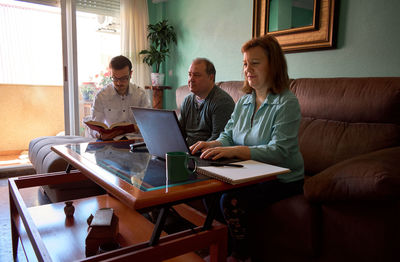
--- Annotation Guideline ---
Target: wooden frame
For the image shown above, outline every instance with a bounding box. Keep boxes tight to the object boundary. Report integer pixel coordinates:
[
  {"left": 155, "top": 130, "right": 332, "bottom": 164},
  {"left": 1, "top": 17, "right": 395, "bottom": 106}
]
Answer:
[
  {"left": 253, "top": 0, "right": 337, "bottom": 52},
  {"left": 8, "top": 172, "right": 228, "bottom": 261}
]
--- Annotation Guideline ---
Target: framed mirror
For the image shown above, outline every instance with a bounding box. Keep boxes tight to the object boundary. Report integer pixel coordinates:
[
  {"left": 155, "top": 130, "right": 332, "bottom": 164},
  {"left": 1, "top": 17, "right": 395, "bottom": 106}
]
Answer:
[
  {"left": 268, "top": 0, "right": 318, "bottom": 34},
  {"left": 253, "top": 0, "right": 337, "bottom": 52}
]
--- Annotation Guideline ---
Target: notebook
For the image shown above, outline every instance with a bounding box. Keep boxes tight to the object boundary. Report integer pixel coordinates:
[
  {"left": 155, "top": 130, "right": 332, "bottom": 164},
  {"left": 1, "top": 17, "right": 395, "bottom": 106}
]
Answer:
[
  {"left": 196, "top": 160, "right": 290, "bottom": 185},
  {"left": 130, "top": 107, "right": 234, "bottom": 166}
]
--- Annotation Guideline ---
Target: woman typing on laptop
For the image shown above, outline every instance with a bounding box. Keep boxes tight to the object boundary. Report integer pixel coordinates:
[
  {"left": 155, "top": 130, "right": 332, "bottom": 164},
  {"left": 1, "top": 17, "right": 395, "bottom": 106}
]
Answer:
[{"left": 190, "top": 35, "right": 304, "bottom": 262}]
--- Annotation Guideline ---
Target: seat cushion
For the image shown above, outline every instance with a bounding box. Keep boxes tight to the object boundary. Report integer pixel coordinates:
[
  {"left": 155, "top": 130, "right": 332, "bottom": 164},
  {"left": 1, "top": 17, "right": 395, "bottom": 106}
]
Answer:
[{"left": 304, "top": 147, "right": 400, "bottom": 202}]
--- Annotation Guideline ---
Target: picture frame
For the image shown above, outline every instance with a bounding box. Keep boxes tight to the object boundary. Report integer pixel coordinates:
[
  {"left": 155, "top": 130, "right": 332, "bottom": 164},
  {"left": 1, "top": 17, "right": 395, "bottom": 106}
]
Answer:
[{"left": 253, "top": 0, "right": 337, "bottom": 52}]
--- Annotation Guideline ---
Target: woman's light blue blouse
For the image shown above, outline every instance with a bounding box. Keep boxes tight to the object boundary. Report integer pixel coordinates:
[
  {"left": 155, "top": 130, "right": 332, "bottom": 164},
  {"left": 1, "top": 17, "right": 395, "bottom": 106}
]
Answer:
[{"left": 217, "top": 89, "right": 304, "bottom": 183}]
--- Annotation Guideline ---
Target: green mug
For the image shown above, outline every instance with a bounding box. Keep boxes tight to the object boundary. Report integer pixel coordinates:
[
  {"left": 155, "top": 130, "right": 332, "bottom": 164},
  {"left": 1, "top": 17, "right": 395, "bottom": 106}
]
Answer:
[{"left": 166, "top": 152, "right": 197, "bottom": 183}]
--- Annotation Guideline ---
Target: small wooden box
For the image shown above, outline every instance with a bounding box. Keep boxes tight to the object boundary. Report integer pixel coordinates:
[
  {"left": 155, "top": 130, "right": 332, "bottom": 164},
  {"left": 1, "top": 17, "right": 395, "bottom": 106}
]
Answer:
[{"left": 85, "top": 213, "right": 119, "bottom": 256}]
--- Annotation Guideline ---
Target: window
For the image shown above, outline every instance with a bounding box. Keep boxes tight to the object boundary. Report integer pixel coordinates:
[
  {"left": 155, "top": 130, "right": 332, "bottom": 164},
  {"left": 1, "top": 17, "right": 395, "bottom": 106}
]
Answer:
[
  {"left": 0, "top": 0, "right": 62, "bottom": 85},
  {"left": 0, "top": 0, "right": 121, "bottom": 152},
  {"left": 75, "top": 0, "right": 121, "bottom": 135}
]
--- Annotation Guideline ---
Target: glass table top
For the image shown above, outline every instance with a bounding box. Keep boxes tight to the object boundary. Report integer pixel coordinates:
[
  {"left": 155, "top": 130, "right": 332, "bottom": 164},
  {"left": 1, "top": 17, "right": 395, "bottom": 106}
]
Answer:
[{"left": 66, "top": 140, "right": 209, "bottom": 192}]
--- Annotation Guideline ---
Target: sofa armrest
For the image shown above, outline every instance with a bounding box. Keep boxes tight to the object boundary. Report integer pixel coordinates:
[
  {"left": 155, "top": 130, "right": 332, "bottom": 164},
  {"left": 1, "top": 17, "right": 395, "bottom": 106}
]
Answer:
[{"left": 304, "top": 147, "right": 400, "bottom": 202}]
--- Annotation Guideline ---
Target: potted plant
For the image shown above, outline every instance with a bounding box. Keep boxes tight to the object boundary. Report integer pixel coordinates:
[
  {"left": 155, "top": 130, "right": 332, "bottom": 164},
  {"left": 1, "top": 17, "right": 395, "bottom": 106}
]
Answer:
[
  {"left": 80, "top": 82, "right": 96, "bottom": 102},
  {"left": 139, "top": 19, "right": 177, "bottom": 86}
]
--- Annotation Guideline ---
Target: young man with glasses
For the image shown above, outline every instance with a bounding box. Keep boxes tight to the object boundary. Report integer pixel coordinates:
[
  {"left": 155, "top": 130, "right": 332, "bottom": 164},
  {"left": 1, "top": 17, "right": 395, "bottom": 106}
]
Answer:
[{"left": 89, "top": 55, "right": 151, "bottom": 140}]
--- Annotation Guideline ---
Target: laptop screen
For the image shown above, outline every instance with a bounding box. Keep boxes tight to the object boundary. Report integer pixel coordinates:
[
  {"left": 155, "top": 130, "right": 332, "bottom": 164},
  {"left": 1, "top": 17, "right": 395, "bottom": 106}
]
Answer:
[{"left": 131, "top": 107, "right": 190, "bottom": 159}]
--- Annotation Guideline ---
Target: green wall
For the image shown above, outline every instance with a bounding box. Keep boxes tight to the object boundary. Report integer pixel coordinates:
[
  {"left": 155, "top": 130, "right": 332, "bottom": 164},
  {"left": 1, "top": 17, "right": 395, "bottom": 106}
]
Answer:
[
  {"left": 148, "top": 0, "right": 252, "bottom": 109},
  {"left": 148, "top": 0, "right": 400, "bottom": 109}
]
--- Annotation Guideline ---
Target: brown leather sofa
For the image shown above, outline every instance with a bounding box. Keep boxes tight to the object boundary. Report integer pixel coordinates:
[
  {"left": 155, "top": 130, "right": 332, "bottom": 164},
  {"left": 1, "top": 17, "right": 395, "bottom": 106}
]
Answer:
[{"left": 176, "top": 77, "right": 400, "bottom": 262}]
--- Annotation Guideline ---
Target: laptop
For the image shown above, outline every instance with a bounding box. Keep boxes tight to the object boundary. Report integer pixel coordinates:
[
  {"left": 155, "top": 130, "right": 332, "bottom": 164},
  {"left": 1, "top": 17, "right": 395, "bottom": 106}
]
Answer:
[{"left": 130, "top": 107, "right": 234, "bottom": 166}]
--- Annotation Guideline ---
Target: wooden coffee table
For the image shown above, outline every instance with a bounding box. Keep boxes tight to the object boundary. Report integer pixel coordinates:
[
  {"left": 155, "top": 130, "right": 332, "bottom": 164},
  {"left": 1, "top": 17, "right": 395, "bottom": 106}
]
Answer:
[
  {"left": 9, "top": 140, "right": 279, "bottom": 261},
  {"left": 9, "top": 171, "right": 227, "bottom": 261}
]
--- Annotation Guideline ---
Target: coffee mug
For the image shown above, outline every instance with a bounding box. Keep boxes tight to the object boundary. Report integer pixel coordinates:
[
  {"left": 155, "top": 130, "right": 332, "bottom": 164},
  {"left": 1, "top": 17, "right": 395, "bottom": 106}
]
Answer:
[{"left": 166, "top": 151, "right": 197, "bottom": 183}]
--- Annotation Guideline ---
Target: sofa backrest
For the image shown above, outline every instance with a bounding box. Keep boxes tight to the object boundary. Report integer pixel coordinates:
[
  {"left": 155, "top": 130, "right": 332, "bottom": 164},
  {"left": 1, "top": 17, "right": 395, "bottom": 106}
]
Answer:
[
  {"left": 291, "top": 77, "right": 400, "bottom": 176},
  {"left": 175, "top": 81, "right": 245, "bottom": 115},
  {"left": 175, "top": 78, "right": 400, "bottom": 176}
]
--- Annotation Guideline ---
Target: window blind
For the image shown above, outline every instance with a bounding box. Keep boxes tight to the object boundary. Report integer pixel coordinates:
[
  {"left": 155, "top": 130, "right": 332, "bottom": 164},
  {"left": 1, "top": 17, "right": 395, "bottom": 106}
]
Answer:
[
  {"left": 18, "top": 0, "right": 120, "bottom": 17},
  {"left": 76, "top": 0, "right": 119, "bottom": 17},
  {"left": 17, "top": 0, "right": 59, "bottom": 7}
]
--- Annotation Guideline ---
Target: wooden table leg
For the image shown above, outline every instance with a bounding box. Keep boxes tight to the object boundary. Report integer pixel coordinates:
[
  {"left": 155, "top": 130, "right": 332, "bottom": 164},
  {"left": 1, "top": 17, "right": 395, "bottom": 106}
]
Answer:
[
  {"left": 145, "top": 86, "right": 171, "bottom": 109},
  {"left": 152, "top": 89, "right": 163, "bottom": 109},
  {"left": 66, "top": 163, "right": 72, "bottom": 173},
  {"left": 9, "top": 190, "right": 19, "bottom": 260}
]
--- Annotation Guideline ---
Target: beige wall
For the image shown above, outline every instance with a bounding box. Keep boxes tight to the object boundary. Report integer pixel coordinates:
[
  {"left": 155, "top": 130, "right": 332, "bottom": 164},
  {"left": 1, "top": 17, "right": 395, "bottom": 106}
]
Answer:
[{"left": 0, "top": 84, "right": 64, "bottom": 151}]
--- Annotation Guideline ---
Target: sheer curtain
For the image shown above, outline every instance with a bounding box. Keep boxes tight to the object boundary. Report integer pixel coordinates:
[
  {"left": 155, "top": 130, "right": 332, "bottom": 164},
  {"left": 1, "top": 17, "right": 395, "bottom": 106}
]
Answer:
[{"left": 120, "top": 0, "right": 151, "bottom": 88}]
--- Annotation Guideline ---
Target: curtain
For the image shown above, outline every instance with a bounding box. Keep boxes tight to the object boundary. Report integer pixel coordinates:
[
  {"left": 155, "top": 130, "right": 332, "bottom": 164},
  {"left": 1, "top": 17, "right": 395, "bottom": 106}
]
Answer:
[{"left": 120, "top": 0, "right": 151, "bottom": 88}]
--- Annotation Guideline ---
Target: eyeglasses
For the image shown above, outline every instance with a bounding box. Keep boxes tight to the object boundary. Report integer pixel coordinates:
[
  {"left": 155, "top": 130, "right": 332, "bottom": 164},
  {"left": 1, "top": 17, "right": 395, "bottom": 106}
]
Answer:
[{"left": 110, "top": 75, "right": 130, "bottom": 82}]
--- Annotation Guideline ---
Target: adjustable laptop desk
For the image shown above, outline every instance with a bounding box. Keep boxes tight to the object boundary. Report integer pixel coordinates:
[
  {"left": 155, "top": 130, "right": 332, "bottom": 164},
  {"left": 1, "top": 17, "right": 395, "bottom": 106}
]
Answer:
[{"left": 9, "top": 140, "right": 278, "bottom": 261}]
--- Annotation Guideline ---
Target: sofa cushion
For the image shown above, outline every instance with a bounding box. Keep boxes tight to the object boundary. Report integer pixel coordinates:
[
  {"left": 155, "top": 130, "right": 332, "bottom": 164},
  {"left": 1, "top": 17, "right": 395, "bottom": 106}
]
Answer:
[
  {"left": 299, "top": 118, "right": 400, "bottom": 175},
  {"left": 29, "top": 135, "right": 94, "bottom": 173},
  {"left": 304, "top": 147, "right": 400, "bottom": 202}
]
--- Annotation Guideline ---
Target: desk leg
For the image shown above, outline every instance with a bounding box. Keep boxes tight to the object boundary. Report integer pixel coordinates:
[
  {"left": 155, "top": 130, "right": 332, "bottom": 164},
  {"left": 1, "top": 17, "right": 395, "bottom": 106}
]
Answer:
[
  {"left": 203, "top": 193, "right": 222, "bottom": 231},
  {"left": 65, "top": 164, "right": 72, "bottom": 173},
  {"left": 149, "top": 207, "right": 169, "bottom": 246},
  {"left": 9, "top": 190, "right": 19, "bottom": 260}
]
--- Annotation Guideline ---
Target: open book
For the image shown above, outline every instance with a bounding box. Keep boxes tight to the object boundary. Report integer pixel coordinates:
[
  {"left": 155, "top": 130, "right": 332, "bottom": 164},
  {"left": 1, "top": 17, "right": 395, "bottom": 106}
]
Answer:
[
  {"left": 196, "top": 160, "right": 290, "bottom": 185},
  {"left": 84, "top": 120, "right": 135, "bottom": 134}
]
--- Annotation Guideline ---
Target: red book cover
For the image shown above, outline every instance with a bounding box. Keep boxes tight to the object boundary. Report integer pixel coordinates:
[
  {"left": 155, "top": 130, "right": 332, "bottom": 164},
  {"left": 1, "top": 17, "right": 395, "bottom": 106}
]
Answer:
[{"left": 84, "top": 120, "right": 135, "bottom": 134}]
